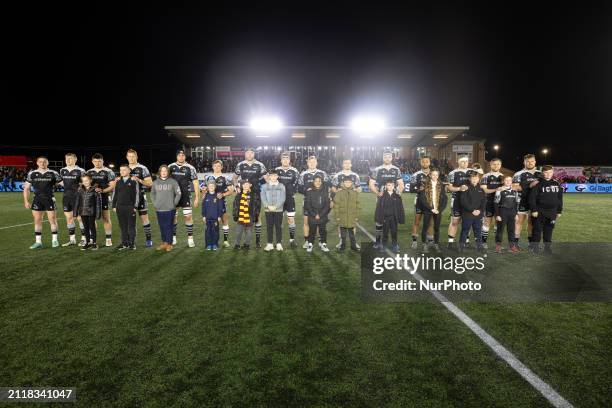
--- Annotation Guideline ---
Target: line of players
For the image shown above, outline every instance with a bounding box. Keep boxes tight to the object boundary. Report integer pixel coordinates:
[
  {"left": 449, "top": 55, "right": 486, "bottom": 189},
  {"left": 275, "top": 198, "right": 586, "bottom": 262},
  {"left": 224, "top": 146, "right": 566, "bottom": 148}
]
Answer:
[{"left": 23, "top": 148, "right": 561, "bottom": 253}]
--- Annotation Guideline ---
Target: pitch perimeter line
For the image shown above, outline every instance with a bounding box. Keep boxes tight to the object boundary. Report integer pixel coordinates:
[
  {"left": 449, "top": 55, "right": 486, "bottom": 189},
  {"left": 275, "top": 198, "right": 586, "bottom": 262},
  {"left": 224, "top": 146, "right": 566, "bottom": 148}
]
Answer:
[
  {"left": 356, "top": 223, "right": 573, "bottom": 408},
  {"left": 0, "top": 218, "right": 64, "bottom": 230}
]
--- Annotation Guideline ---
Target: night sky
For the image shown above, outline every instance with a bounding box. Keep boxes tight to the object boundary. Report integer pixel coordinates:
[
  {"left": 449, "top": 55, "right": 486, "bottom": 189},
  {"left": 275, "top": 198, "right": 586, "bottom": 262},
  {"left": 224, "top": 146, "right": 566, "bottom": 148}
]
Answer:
[{"left": 5, "top": 4, "right": 611, "bottom": 169}]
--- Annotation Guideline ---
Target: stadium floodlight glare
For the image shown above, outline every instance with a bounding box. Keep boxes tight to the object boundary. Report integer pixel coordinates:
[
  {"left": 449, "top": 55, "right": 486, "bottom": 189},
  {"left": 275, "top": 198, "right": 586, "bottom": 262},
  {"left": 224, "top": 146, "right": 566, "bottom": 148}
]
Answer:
[
  {"left": 249, "top": 116, "right": 283, "bottom": 132},
  {"left": 350, "top": 115, "right": 386, "bottom": 135},
  {"left": 493, "top": 144, "right": 499, "bottom": 151}
]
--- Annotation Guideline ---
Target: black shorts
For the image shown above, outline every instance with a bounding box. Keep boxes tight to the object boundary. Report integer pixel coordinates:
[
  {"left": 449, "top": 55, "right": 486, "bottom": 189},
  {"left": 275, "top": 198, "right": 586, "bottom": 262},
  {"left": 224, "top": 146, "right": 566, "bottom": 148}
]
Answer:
[
  {"left": 284, "top": 195, "right": 296, "bottom": 215},
  {"left": 413, "top": 196, "right": 423, "bottom": 215},
  {"left": 451, "top": 195, "right": 462, "bottom": 217},
  {"left": 177, "top": 191, "right": 192, "bottom": 208},
  {"left": 137, "top": 193, "right": 148, "bottom": 214},
  {"left": 485, "top": 199, "right": 496, "bottom": 218},
  {"left": 518, "top": 198, "right": 530, "bottom": 213},
  {"left": 62, "top": 193, "right": 77, "bottom": 212},
  {"left": 100, "top": 193, "right": 110, "bottom": 210},
  {"left": 32, "top": 195, "right": 56, "bottom": 211}
]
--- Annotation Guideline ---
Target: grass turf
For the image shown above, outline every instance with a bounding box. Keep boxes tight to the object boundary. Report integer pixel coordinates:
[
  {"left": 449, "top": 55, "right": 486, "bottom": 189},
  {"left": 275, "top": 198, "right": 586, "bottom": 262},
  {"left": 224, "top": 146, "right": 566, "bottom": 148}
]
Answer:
[{"left": 0, "top": 193, "right": 611, "bottom": 407}]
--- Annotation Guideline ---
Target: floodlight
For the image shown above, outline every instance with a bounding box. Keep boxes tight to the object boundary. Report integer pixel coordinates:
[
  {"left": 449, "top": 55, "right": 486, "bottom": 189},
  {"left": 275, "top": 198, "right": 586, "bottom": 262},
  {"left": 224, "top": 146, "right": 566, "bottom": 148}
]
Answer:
[
  {"left": 350, "top": 115, "right": 385, "bottom": 134},
  {"left": 249, "top": 116, "right": 283, "bottom": 132}
]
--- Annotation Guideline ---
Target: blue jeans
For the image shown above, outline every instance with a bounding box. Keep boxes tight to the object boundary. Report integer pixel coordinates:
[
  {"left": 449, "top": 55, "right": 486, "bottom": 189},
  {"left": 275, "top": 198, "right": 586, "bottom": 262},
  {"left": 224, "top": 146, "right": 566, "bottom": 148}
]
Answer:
[
  {"left": 460, "top": 216, "right": 483, "bottom": 245},
  {"left": 157, "top": 210, "right": 176, "bottom": 244},
  {"left": 205, "top": 219, "right": 219, "bottom": 246}
]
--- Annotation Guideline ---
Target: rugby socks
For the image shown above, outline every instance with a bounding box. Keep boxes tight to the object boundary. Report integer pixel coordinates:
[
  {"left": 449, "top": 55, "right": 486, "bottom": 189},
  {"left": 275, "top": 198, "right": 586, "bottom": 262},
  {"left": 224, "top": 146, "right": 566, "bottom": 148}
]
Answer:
[
  {"left": 186, "top": 223, "right": 194, "bottom": 237},
  {"left": 35, "top": 229, "right": 42, "bottom": 244},
  {"left": 412, "top": 234, "right": 418, "bottom": 243},
  {"left": 482, "top": 226, "right": 489, "bottom": 243},
  {"left": 143, "top": 223, "right": 152, "bottom": 241},
  {"left": 255, "top": 223, "right": 262, "bottom": 245},
  {"left": 51, "top": 228, "right": 58, "bottom": 242},
  {"left": 288, "top": 223, "right": 296, "bottom": 241},
  {"left": 222, "top": 225, "right": 229, "bottom": 242},
  {"left": 68, "top": 222, "right": 76, "bottom": 241},
  {"left": 448, "top": 235, "right": 455, "bottom": 243}
]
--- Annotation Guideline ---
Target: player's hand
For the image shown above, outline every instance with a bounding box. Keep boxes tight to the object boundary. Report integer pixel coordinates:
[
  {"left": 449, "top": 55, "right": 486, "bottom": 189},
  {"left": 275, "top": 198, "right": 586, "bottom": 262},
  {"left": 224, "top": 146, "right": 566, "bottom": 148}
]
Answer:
[
  {"left": 315, "top": 214, "right": 320, "bottom": 220},
  {"left": 496, "top": 187, "right": 503, "bottom": 192},
  {"left": 532, "top": 211, "right": 539, "bottom": 218},
  {"left": 95, "top": 187, "right": 102, "bottom": 193},
  {"left": 460, "top": 185, "right": 468, "bottom": 191},
  {"left": 217, "top": 193, "right": 223, "bottom": 199},
  {"left": 24, "top": 201, "right": 31, "bottom": 209},
  {"left": 529, "top": 180, "right": 539, "bottom": 188},
  {"left": 114, "top": 176, "right": 120, "bottom": 181},
  {"left": 556, "top": 213, "right": 561, "bottom": 219},
  {"left": 193, "top": 199, "right": 199, "bottom": 208},
  {"left": 495, "top": 216, "right": 502, "bottom": 222},
  {"left": 432, "top": 209, "right": 439, "bottom": 214},
  {"left": 113, "top": 208, "right": 117, "bottom": 212},
  {"left": 377, "top": 191, "right": 384, "bottom": 197},
  {"left": 514, "top": 215, "right": 519, "bottom": 221},
  {"left": 472, "top": 210, "right": 480, "bottom": 216}
]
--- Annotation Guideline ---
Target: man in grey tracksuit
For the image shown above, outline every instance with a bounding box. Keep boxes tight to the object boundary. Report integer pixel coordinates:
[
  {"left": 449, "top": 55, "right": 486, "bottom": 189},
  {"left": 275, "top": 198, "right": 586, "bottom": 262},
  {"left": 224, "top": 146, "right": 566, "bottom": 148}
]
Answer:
[{"left": 261, "top": 169, "right": 286, "bottom": 251}]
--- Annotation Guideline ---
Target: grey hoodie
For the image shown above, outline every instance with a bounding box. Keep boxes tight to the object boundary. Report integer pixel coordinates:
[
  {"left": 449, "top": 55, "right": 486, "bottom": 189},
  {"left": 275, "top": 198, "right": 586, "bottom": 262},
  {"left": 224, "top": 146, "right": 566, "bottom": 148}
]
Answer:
[{"left": 151, "top": 177, "right": 182, "bottom": 211}]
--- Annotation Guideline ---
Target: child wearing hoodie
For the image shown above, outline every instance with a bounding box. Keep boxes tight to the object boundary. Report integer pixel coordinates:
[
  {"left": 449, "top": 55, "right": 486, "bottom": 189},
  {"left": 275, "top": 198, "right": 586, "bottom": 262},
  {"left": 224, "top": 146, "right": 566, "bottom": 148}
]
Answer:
[
  {"left": 303, "top": 175, "right": 331, "bottom": 253},
  {"left": 374, "top": 180, "right": 405, "bottom": 253}
]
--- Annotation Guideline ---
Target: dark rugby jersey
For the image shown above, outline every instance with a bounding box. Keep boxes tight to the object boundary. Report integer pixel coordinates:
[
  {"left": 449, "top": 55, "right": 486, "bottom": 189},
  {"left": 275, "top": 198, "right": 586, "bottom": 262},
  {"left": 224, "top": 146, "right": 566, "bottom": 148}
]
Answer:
[
  {"left": 87, "top": 167, "right": 116, "bottom": 189},
  {"left": 447, "top": 168, "right": 473, "bottom": 197},
  {"left": 371, "top": 165, "right": 402, "bottom": 189},
  {"left": 235, "top": 160, "right": 267, "bottom": 190},
  {"left": 332, "top": 170, "right": 361, "bottom": 189},
  {"left": 205, "top": 174, "right": 231, "bottom": 194},
  {"left": 129, "top": 163, "right": 151, "bottom": 182},
  {"left": 512, "top": 169, "right": 542, "bottom": 204},
  {"left": 409, "top": 169, "right": 431, "bottom": 192},
  {"left": 168, "top": 162, "right": 198, "bottom": 192},
  {"left": 298, "top": 169, "right": 329, "bottom": 194},
  {"left": 26, "top": 169, "right": 62, "bottom": 197},
  {"left": 275, "top": 166, "right": 299, "bottom": 195},
  {"left": 480, "top": 172, "right": 504, "bottom": 199},
  {"left": 59, "top": 166, "right": 85, "bottom": 194},
  {"left": 494, "top": 188, "right": 519, "bottom": 213}
]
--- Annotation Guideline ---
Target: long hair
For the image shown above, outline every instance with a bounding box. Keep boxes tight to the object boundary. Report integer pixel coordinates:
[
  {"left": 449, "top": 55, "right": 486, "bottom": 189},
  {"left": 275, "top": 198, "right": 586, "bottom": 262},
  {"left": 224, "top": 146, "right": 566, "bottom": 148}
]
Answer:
[{"left": 422, "top": 171, "right": 441, "bottom": 207}]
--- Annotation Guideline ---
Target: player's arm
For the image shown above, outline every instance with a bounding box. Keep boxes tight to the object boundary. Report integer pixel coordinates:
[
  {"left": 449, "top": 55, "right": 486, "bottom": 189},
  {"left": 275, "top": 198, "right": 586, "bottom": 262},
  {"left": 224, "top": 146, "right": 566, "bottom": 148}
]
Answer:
[
  {"left": 141, "top": 176, "right": 153, "bottom": 187},
  {"left": 192, "top": 179, "right": 200, "bottom": 208},
  {"left": 354, "top": 174, "right": 362, "bottom": 192},
  {"left": 102, "top": 180, "right": 116, "bottom": 194},
  {"left": 23, "top": 181, "right": 31, "bottom": 208},
  {"left": 368, "top": 177, "right": 379, "bottom": 195},
  {"left": 396, "top": 177, "right": 405, "bottom": 194}
]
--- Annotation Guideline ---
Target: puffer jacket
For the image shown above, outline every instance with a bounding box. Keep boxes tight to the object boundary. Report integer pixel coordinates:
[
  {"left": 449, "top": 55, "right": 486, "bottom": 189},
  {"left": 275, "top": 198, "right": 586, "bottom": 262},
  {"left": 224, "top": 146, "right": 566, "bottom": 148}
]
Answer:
[
  {"left": 74, "top": 186, "right": 102, "bottom": 219},
  {"left": 333, "top": 187, "right": 360, "bottom": 228},
  {"left": 232, "top": 191, "right": 261, "bottom": 223}
]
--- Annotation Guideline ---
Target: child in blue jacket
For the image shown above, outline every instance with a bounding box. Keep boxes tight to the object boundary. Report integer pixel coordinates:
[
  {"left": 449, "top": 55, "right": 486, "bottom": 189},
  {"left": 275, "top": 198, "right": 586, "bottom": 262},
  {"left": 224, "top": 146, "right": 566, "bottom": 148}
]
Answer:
[{"left": 202, "top": 180, "right": 225, "bottom": 250}]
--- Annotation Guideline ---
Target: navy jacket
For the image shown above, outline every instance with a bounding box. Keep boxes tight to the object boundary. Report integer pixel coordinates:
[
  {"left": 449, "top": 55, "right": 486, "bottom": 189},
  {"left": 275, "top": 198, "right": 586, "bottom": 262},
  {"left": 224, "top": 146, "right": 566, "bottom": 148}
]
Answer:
[{"left": 202, "top": 192, "right": 225, "bottom": 220}]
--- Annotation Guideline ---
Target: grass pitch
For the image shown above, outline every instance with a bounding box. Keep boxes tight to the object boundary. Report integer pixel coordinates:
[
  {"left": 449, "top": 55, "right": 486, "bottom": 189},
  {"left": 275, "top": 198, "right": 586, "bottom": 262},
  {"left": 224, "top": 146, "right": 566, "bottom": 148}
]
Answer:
[{"left": 1, "top": 193, "right": 611, "bottom": 407}]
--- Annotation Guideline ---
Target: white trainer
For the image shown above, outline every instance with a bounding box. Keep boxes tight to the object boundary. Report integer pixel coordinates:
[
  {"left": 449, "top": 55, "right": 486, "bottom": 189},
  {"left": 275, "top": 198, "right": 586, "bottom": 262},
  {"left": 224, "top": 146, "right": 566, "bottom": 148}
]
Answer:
[
  {"left": 302, "top": 241, "right": 309, "bottom": 249},
  {"left": 306, "top": 243, "right": 313, "bottom": 253},
  {"left": 320, "top": 243, "right": 330, "bottom": 252},
  {"left": 188, "top": 238, "right": 195, "bottom": 248},
  {"left": 264, "top": 243, "right": 274, "bottom": 251},
  {"left": 172, "top": 236, "right": 177, "bottom": 245},
  {"left": 105, "top": 239, "right": 113, "bottom": 247},
  {"left": 276, "top": 243, "right": 283, "bottom": 251}
]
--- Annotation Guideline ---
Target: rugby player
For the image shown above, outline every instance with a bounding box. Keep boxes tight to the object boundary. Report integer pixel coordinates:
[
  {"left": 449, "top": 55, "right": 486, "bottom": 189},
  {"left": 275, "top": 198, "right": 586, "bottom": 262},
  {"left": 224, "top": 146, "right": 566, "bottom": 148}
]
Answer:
[
  {"left": 512, "top": 154, "right": 542, "bottom": 248},
  {"left": 87, "top": 153, "right": 116, "bottom": 247},
  {"left": 125, "top": 149, "right": 153, "bottom": 247},
  {"left": 479, "top": 158, "right": 504, "bottom": 249},
  {"left": 233, "top": 148, "right": 268, "bottom": 248},
  {"left": 409, "top": 156, "right": 432, "bottom": 249},
  {"left": 23, "top": 156, "right": 62, "bottom": 249},
  {"left": 368, "top": 151, "right": 404, "bottom": 249},
  {"left": 205, "top": 160, "right": 234, "bottom": 247},
  {"left": 168, "top": 150, "right": 200, "bottom": 247},
  {"left": 59, "top": 153, "right": 86, "bottom": 246},
  {"left": 275, "top": 152, "right": 299, "bottom": 248},
  {"left": 446, "top": 156, "right": 473, "bottom": 250},
  {"left": 331, "top": 158, "right": 361, "bottom": 249},
  {"left": 297, "top": 156, "right": 329, "bottom": 249}
]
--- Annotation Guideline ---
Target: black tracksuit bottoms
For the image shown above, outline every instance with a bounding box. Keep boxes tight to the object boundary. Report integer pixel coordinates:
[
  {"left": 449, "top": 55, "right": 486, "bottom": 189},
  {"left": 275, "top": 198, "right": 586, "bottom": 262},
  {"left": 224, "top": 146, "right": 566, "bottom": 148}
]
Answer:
[
  {"left": 117, "top": 205, "right": 137, "bottom": 246},
  {"left": 495, "top": 209, "right": 516, "bottom": 244}
]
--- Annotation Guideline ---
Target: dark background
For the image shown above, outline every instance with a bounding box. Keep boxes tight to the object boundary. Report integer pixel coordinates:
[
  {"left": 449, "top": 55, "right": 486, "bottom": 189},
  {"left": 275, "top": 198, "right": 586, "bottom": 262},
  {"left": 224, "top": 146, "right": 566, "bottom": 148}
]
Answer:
[{"left": 4, "top": 4, "right": 611, "bottom": 169}]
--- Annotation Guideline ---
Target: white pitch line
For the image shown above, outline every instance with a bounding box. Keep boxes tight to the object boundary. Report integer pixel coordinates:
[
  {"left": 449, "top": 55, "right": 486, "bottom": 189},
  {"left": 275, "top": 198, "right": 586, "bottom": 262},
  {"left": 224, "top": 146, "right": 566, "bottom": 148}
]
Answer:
[
  {"left": 0, "top": 218, "right": 64, "bottom": 230},
  {"left": 356, "top": 223, "right": 573, "bottom": 408}
]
